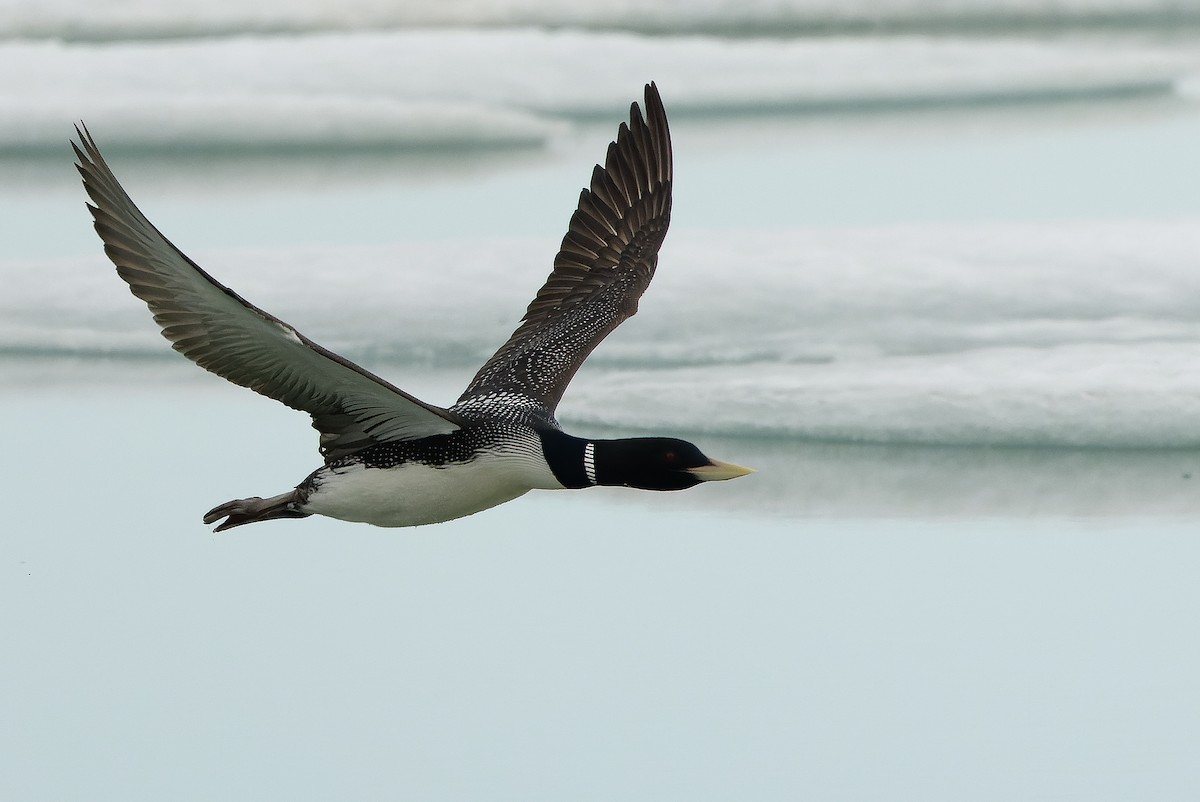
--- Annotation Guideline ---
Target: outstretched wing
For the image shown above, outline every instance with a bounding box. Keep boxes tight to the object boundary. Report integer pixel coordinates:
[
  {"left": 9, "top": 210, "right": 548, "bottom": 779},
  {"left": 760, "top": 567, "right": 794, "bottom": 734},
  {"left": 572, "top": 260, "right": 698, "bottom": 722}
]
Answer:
[
  {"left": 455, "top": 82, "right": 672, "bottom": 416},
  {"left": 73, "top": 125, "right": 462, "bottom": 461}
]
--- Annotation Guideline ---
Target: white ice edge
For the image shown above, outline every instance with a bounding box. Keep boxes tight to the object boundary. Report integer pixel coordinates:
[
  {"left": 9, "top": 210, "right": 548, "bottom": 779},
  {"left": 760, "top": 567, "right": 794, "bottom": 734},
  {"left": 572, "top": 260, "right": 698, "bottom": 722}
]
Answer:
[
  {"left": 561, "top": 344, "right": 1200, "bottom": 448},
  {"left": 6, "top": 220, "right": 1200, "bottom": 447},
  {"left": 0, "top": 31, "right": 1195, "bottom": 149},
  {"left": 2, "top": 0, "right": 1198, "bottom": 40}
]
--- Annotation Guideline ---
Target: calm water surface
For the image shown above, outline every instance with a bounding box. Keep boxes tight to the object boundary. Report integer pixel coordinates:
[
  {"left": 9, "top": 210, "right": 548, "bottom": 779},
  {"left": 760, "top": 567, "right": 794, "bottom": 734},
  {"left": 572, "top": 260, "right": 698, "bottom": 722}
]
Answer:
[{"left": 3, "top": 367, "right": 1200, "bottom": 800}]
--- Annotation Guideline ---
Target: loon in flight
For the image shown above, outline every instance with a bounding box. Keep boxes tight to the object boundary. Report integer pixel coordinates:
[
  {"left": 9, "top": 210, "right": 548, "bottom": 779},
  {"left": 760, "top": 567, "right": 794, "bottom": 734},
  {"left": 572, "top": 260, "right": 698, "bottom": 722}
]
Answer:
[{"left": 73, "top": 83, "right": 753, "bottom": 531}]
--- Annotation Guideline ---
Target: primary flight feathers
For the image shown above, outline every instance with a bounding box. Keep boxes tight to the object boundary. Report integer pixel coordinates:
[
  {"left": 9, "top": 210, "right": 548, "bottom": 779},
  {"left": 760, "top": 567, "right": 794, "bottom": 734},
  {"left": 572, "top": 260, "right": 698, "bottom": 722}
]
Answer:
[
  {"left": 459, "top": 85, "right": 672, "bottom": 413},
  {"left": 74, "top": 84, "right": 672, "bottom": 450}
]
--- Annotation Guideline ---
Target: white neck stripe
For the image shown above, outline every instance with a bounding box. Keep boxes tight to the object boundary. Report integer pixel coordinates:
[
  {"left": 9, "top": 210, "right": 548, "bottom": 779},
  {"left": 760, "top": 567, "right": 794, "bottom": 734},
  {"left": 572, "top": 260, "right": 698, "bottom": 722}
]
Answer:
[{"left": 583, "top": 442, "right": 597, "bottom": 486}]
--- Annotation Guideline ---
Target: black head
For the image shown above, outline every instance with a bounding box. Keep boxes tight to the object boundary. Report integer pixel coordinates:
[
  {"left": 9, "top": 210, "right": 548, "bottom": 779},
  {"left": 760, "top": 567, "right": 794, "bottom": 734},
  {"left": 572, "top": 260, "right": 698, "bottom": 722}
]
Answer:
[{"left": 593, "top": 437, "right": 754, "bottom": 491}]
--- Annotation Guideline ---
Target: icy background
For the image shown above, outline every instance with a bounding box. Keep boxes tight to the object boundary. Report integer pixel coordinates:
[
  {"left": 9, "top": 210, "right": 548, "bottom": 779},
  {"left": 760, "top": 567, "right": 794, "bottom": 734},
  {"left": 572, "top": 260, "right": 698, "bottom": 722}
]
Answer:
[{"left": 4, "top": 3, "right": 1200, "bottom": 801}]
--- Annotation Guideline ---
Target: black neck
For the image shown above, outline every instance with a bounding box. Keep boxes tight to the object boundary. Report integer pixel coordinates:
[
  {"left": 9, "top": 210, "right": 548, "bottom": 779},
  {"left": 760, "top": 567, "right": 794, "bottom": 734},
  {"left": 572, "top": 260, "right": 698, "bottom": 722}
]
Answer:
[
  {"left": 538, "top": 430, "right": 593, "bottom": 489},
  {"left": 541, "top": 431, "right": 698, "bottom": 490}
]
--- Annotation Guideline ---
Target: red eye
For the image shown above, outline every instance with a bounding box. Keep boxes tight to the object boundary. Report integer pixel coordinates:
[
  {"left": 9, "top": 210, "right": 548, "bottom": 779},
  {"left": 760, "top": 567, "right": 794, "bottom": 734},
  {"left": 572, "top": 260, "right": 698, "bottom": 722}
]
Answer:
[{"left": 664, "top": 451, "right": 677, "bottom": 463}]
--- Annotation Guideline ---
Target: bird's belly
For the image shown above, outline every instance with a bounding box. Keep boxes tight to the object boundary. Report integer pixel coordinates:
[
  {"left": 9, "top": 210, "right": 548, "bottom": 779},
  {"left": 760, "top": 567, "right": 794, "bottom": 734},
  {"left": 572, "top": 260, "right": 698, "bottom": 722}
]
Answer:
[{"left": 301, "top": 458, "right": 540, "bottom": 527}]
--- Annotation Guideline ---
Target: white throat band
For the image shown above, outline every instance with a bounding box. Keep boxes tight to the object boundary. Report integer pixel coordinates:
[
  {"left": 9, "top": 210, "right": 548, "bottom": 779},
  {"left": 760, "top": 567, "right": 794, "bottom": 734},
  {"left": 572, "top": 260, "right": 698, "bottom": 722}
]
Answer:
[{"left": 583, "top": 442, "right": 597, "bottom": 486}]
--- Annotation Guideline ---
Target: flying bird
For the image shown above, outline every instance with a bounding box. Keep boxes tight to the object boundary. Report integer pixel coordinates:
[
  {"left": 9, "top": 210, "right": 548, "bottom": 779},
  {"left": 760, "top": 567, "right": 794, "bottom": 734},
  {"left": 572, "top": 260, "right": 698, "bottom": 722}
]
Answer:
[{"left": 73, "top": 83, "right": 753, "bottom": 531}]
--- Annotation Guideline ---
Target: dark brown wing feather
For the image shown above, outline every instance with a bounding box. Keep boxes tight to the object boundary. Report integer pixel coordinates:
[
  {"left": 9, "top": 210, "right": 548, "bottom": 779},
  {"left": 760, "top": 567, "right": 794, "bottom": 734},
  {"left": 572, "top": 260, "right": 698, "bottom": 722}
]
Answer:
[
  {"left": 455, "top": 82, "right": 673, "bottom": 415},
  {"left": 73, "top": 125, "right": 462, "bottom": 461}
]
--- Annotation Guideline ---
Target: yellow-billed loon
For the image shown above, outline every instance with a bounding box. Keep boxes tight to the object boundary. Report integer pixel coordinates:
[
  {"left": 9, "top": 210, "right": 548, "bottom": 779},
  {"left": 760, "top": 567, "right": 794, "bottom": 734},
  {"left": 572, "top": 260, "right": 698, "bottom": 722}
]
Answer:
[{"left": 73, "top": 83, "right": 753, "bottom": 531}]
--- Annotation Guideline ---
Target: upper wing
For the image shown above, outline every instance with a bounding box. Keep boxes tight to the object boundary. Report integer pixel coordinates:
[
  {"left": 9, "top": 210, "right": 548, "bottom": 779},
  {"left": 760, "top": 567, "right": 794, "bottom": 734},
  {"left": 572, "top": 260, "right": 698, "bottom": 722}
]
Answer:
[
  {"left": 454, "top": 82, "right": 672, "bottom": 416},
  {"left": 73, "top": 125, "right": 462, "bottom": 461}
]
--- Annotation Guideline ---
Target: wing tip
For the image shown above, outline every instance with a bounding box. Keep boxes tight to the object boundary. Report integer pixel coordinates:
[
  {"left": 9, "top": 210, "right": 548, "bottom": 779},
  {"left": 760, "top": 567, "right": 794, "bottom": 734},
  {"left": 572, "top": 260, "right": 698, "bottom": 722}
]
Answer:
[
  {"left": 71, "top": 120, "right": 100, "bottom": 166},
  {"left": 644, "top": 81, "right": 661, "bottom": 107},
  {"left": 642, "top": 82, "right": 665, "bottom": 120}
]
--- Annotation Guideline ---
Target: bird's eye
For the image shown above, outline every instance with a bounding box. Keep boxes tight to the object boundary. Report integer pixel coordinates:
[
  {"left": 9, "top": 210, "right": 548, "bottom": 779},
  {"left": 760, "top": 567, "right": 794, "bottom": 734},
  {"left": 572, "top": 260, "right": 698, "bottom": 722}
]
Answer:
[{"left": 664, "top": 451, "right": 677, "bottom": 463}]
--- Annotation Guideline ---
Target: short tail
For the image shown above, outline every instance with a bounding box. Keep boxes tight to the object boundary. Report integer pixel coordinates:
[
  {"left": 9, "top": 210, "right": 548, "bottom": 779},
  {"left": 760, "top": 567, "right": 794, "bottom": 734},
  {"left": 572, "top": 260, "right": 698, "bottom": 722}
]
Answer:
[{"left": 203, "top": 490, "right": 309, "bottom": 532}]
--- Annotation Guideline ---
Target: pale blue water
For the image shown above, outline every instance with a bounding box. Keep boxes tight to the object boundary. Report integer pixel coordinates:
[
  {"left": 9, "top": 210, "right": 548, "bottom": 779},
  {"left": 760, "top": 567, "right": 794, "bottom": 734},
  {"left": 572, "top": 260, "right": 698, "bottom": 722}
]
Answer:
[
  {"left": 3, "top": 378, "right": 1200, "bottom": 801},
  {"left": 4, "top": 9, "right": 1200, "bottom": 801},
  {"left": 6, "top": 353, "right": 1200, "bottom": 798}
]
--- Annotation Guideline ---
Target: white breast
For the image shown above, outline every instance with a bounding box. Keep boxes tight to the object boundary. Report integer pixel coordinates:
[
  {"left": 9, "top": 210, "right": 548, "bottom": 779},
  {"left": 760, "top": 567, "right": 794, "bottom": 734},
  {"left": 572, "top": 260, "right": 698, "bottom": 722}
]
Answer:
[{"left": 302, "top": 445, "right": 563, "bottom": 527}]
